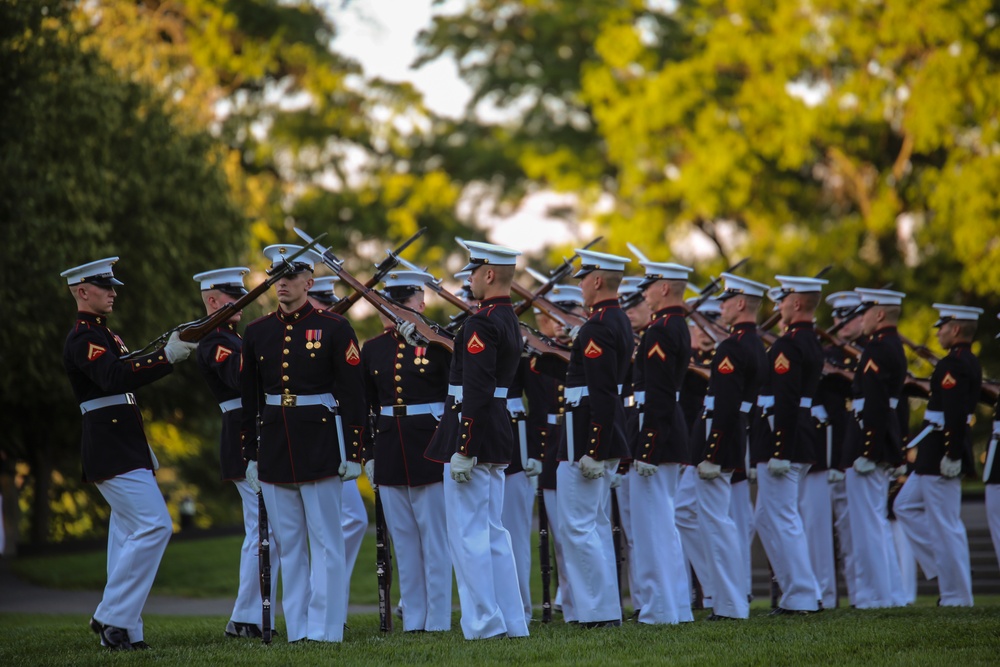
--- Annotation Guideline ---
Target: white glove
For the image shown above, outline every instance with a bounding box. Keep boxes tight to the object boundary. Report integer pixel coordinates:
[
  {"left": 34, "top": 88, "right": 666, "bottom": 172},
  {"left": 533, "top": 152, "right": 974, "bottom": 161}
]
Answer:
[
  {"left": 364, "top": 459, "right": 375, "bottom": 484},
  {"left": 578, "top": 454, "right": 605, "bottom": 479},
  {"left": 993, "top": 420, "right": 1000, "bottom": 437},
  {"left": 163, "top": 331, "right": 198, "bottom": 364},
  {"left": 940, "top": 456, "right": 962, "bottom": 478},
  {"left": 523, "top": 458, "right": 542, "bottom": 477},
  {"left": 450, "top": 453, "right": 476, "bottom": 483},
  {"left": 635, "top": 460, "right": 658, "bottom": 477},
  {"left": 748, "top": 465, "right": 758, "bottom": 482},
  {"left": 566, "top": 324, "right": 582, "bottom": 342},
  {"left": 697, "top": 460, "right": 721, "bottom": 480},
  {"left": 767, "top": 458, "right": 791, "bottom": 477},
  {"left": 246, "top": 460, "right": 261, "bottom": 493},
  {"left": 609, "top": 472, "right": 623, "bottom": 488},
  {"left": 148, "top": 446, "right": 160, "bottom": 472},
  {"left": 397, "top": 321, "right": 421, "bottom": 347},
  {"left": 339, "top": 460, "right": 362, "bottom": 481},
  {"left": 853, "top": 456, "right": 877, "bottom": 475},
  {"left": 828, "top": 469, "right": 846, "bottom": 483}
]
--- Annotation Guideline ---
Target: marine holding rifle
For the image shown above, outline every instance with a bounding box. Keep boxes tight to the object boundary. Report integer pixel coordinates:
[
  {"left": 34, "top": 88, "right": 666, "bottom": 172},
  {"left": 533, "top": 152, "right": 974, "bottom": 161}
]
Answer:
[
  {"left": 61, "top": 257, "right": 198, "bottom": 650},
  {"left": 239, "top": 244, "right": 366, "bottom": 643}
]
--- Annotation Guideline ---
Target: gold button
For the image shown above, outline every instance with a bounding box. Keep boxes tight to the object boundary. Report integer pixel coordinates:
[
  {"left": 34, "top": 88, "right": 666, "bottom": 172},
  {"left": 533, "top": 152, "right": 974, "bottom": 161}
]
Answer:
[
  {"left": 558, "top": 397, "right": 564, "bottom": 403},
  {"left": 284, "top": 388, "right": 291, "bottom": 394},
  {"left": 645, "top": 444, "right": 650, "bottom": 449},
  {"left": 462, "top": 434, "right": 467, "bottom": 439},
  {"left": 282, "top": 375, "right": 289, "bottom": 381},
  {"left": 158, "top": 355, "right": 163, "bottom": 361},
  {"left": 285, "top": 336, "right": 291, "bottom": 342},
  {"left": 396, "top": 398, "right": 403, "bottom": 404},
  {"left": 558, "top": 385, "right": 565, "bottom": 391},
  {"left": 419, "top": 368, "right": 425, "bottom": 373},
  {"left": 398, "top": 343, "right": 406, "bottom": 350},
  {"left": 559, "top": 408, "right": 565, "bottom": 414},
  {"left": 647, "top": 432, "right": 653, "bottom": 437},
  {"left": 395, "top": 363, "right": 402, "bottom": 370},
  {"left": 589, "top": 450, "right": 595, "bottom": 455},
  {"left": 147, "top": 359, "right": 152, "bottom": 364},
  {"left": 283, "top": 349, "right": 289, "bottom": 355},
  {"left": 322, "top": 417, "right": 327, "bottom": 423},
  {"left": 260, "top": 356, "right": 264, "bottom": 361},
  {"left": 541, "top": 431, "right": 547, "bottom": 437},
  {"left": 286, "top": 325, "right": 293, "bottom": 331},
  {"left": 283, "top": 362, "right": 289, "bottom": 368},
  {"left": 396, "top": 387, "right": 403, "bottom": 393},
  {"left": 374, "top": 370, "right": 379, "bottom": 375},
  {"left": 111, "top": 419, "right": 118, "bottom": 424},
  {"left": 397, "top": 353, "right": 404, "bottom": 359},
  {"left": 591, "top": 439, "right": 596, "bottom": 444},
  {"left": 394, "top": 375, "right": 402, "bottom": 381}
]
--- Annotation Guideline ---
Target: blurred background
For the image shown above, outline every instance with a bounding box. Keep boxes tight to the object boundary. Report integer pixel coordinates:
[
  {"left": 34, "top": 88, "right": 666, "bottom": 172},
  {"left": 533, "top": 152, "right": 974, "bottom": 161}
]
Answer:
[{"left": 2, "top": 0, "right": 999, "bottom": 553}]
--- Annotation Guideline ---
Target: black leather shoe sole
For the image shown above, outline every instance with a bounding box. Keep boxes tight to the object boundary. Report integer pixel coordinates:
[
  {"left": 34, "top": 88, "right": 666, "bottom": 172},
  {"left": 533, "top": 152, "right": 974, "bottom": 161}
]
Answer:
[
  {"left": 582, "top": 619, "right": 622, "bottom": 629},
  {"left": 705, "top": 613, "right": 736, "bottom": 621}
]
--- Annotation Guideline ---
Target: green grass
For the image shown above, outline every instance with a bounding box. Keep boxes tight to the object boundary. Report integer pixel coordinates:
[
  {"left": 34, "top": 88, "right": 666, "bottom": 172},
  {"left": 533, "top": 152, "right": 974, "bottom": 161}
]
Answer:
[{"left": 2, "top": 605, "right": 1000, "bottom": 667}]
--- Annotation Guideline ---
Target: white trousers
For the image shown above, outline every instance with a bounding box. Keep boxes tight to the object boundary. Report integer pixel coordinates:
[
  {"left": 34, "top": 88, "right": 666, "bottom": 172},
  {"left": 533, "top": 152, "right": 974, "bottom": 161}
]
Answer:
[
  {"left": 830, "top": 476, "right": 857, "bottom": 606},
  {"left": 895, "top": 474, "right": 972, "bottom": 606},
  {"left": 616, "top": 471, "right": 642, "bottom": 612},
  {"left": 342, "top": 479, "right": 368, "bottom": 606},
  {"left": 893, "top": 474, "right": 939, "bottom": 580},
  {"left": 986, "top": 486, "right": 1000, "bottom": 571},
  {"left": 445, "top": 463, "right": 528, "bottom": 639},
  {"left": 231, "top": 480, "right": 279, "bottom": 625},
  {"left": 845, "top": 468, "right": 897, "bottom": 608},
  {"left": 630, "top": 463, "right": 692, "bottom": 624},
  {"left": 729, "top": 479, "right": 754, "bottom": 600},
  {"left": 502, "top": 471, "right": 535, "bottom": 626},
  {"left": 556, "top": 460, "right": 622, "bottom": 624},
  {"left": 892, "top": 518, "right": 917, "bottom": 605},
  {"left": 381, "top": 483, "right": 452, "bottom": 631},
  {"left": 755, "top": 463, "right": 819, "bottom": 611},
  {"left": 799, "top": 471, "right": 836, "bottom": 609},
  {"left": 695, "top": 471, "right": 749, "bottom": 618},
  {"left": 95, "top": 469, "right": 172, "bottom": 641},
  {"left": 543, "top": 488, "right": 575, "bottom": 620},
  {"left": 675, "top": 465, "right": 713, "bottom": 606},
  {"left": 262, "top": 477, "right": 346, "bottom": 642}
]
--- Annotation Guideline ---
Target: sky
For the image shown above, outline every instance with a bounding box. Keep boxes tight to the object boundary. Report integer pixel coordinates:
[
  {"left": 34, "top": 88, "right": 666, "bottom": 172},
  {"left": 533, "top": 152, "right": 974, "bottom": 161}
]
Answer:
[{"left": 327, "top": 0, "right": 581, "bottom": 254}]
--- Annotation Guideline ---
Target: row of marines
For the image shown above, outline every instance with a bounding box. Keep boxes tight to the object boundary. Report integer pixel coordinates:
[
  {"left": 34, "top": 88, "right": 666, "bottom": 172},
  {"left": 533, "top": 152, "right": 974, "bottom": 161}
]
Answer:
[{"left": 61, "top": 241, "right": 1000, "bottom": 649}]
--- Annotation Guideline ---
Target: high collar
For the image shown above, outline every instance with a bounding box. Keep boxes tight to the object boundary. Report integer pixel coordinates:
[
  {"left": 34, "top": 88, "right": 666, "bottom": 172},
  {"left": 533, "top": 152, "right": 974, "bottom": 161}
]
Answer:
[
  {"left": 277, "top": 300, "right": 314, "bottom": 324},
  {"left": 77, "top": 311, "right": 109, "bottom": 327},
  {"left": 731, "top": 321, "right": 756, "bottom": 332},
  {"left": 221, "top": 321, "right": 238, "bottom": 333},
  {"left": 591, "top": 298, "right": 620, "bottom": 313},
  {"left": 783, "top": 321, "right": 814, "bottom": 333},
  {"left": 478, "top": 296, "right": 512, "bottom": 311},
  {"left": 873, "top": 325, "right": 897, "bottom": 337},
  {"left": 651, "top": 305, "right": 685, "bottom": 321},
  {"left": 949, "top": 341, "right": 972, "bottom": 353}
]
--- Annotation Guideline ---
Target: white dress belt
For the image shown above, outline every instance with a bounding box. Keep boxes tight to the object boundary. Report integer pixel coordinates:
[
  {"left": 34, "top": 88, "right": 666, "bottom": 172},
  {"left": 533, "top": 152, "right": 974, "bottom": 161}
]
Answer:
[
  {"left": 923, "top": 409, "right": 944, "bottom": 427},
  {"left": 853, "top": 397, "right": 899, "bottom": 414},
  {"left": 704, "top": 396, "right": 752, "bottom": 414},
  {"left": 265, "top": 392, "right": 336, "bottom": 409},
  {"left": 80, "top": 393, "right": 136, "bottom": 415},
  {"left": 219, "top": 398, "right": 242, "bottom": 414},
  {"left": 446, "top": 385, "right": 506, "bottom": 401},
  {"left": 566, "top": 384, "right": 624, "bottom": 407},
  {"left": 811, "top": 405, "right": 829, "bottom": 421},
  {"left": 507, "top": 397, "right": 526, "bottom": 416},
  {"left": 623, "top": 395, "right": 636, "bottom": 408},
  {"left": 380, "top": 402, "right": 445, "bottom": 418},
  {"left": 799, "top": 397, "right": 813, "bottom": 409},
  {"left": 546, "top": 413, "right": 564, "bottom": 424},
  {"left": 740, "top": 401, "right": 752, "bottom": 414}
]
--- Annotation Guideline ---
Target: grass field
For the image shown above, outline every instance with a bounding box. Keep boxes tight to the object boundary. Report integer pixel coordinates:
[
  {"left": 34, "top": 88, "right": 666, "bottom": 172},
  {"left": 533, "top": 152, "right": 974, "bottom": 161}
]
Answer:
[
  {"left": 8, "top": 533, "right": 1000, "bottom": 665},
  {"left": 2, "top": 605, "right": 1000, "bottom": 667}
]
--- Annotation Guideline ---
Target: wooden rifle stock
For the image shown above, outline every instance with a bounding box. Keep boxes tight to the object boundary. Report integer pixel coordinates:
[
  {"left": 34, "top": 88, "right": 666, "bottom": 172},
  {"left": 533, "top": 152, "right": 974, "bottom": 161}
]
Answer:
[
  {"left": 511, "top": 281, "right": 587, "bottom": 330},
  {"left": 296, "top": 228, "right": 455, "bottom": 352},
  {"left": 328, "top": 229, "right": 426, "bottom": 315},
  {"left": 511, "top": 237, "right": 603, "bottom": 317}
]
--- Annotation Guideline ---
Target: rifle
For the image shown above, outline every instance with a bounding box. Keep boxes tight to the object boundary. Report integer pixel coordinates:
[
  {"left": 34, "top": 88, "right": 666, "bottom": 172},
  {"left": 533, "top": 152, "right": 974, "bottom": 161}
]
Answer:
[
  {"left": 295, "top": 228, "right": 455, "bottom": 352},
  {"left": 330, "top": 229, "right": 426, "bottom": 315},
  {"left": 511, "top": 281, "right": 588, "bottom": 330},
  {"left": 256, "top": 415, "right": 272, "bottom": 644},
  {"left": 397, "top": 257, "right": 572, "bottom": 362},
  {"left": 683, "top": 258, "right": 749, "bottom": 344},
  {"left": 758, "top": 266, "right": 831, "bottom": 332},
  {"left": 610, "top": 488, "right": 625, "bottom": 616},
  {"left": 537, "top": 488, "right": 553, "bottom": 623},
  {"left": 511, "top": 237, "right": 603, "bottom": 317},
  {"left": 374, "top": 488, "right": 393, "bottom": 632},
  {"left": 122, "top": 236, "right": 326, "bottom": 360}
]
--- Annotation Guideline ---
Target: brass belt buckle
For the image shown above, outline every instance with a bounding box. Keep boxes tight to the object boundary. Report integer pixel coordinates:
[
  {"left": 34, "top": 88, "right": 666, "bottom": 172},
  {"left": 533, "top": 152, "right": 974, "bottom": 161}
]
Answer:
[
  {"left": 282, "top": 394, "right": 297, "bottom": 407},
  {"left": 393, "top": 405, "right": 407, "bottom": 417}
]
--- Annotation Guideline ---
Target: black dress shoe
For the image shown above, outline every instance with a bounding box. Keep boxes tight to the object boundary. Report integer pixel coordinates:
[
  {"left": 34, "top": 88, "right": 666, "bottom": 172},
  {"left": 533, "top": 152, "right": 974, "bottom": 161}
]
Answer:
[
  {"left": 89, "top": 617, "right": 102, "bottom": 635},
  {"left": 627, "top": 609, "right": 641, "bottom": 622},
  {"left": 705, "top": 613, "right": 735, "bottom": 621},
  {"left": 131, "top": 641, "right": 152, "bottom": 650},
  {"left": 225, "top": 621, "right": 263, "bottom": 638},
  {"left": 769, "top": 607, "right": 809, "bottom": 616},
  {"left": 582, "top": 619, "right": 622, "bottom": 629},
  {"left": 99, "top": 624, "right": 133, "bottom": 650}
]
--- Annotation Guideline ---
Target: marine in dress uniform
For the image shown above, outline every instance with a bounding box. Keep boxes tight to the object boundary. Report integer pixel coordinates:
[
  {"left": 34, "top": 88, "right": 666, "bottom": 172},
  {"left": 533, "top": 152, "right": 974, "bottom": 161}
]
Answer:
[
  {"left": 524, "top": 284, "right": 583, "bottom": 619},
  {"left": 844, "top": 288, "right": 908, "bottom": 609},
  {"left": 693, "top": 274, "right": 769, "bottom": 620},
  {"left": 986, "top": 321, "right": 1000, "bottom": 572},
  {"left": 426, "top": 241, "right": 528, "bottom": 640},
  {"left": 307, "top": 277, "right": 369, "bottom": 612},
  {"left": 239, "top": 245, "right": 365, "bottom": 643},
  {"left": 815, "top": 291, "right": 864, "bottom": 607},
  {"left": 61, "top": 258, "right": 197, "bottom": 650},
  {"left": 894, "top": 304, "right": 982, "bottom": 606},
  {"left": 615, "top": 275, "right": 648, "bottom": 617},
  {"left": 556, "top": 249, "right": 634, "bottom": 628},
  {"left": 361, "top": 270, "right": 452, "bottom": 632},
  {"left": 675, "top": 297, "right": 720, "bottom": 610},
  {"left": 192, "top": 267, "right": 279, "bottom": 638},
  {"left": 754, "top": 276, "right": 827, "bottom": 614},
  {"left": 628, "top": 261, "right": 695, "bottom": 625}
]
